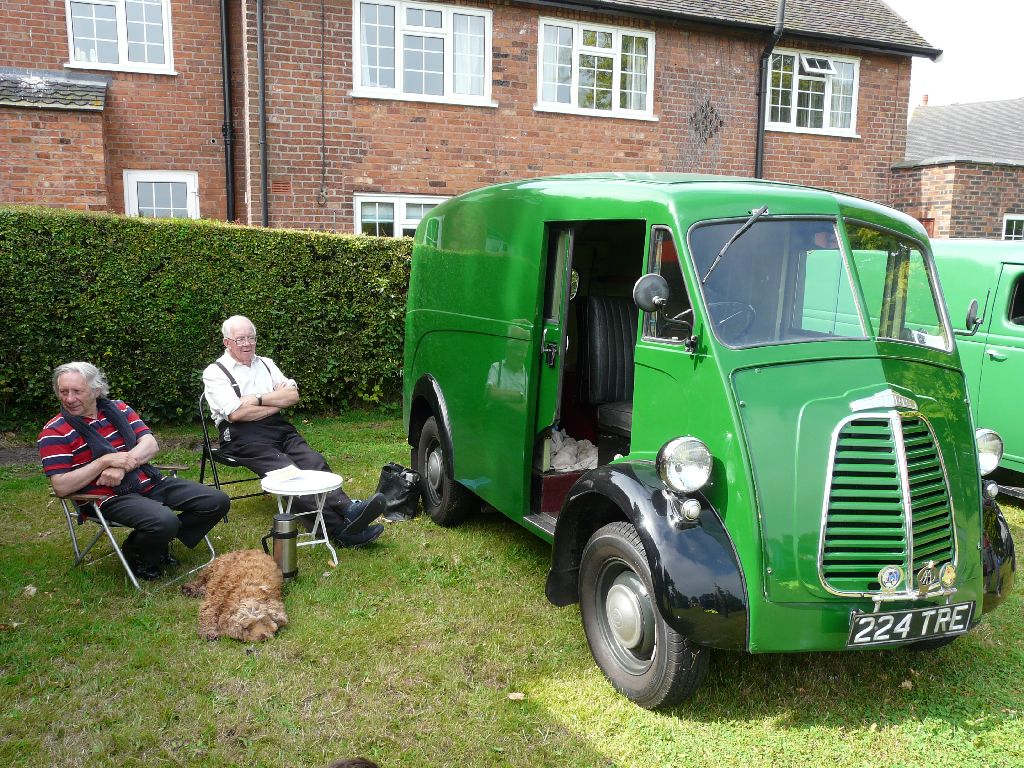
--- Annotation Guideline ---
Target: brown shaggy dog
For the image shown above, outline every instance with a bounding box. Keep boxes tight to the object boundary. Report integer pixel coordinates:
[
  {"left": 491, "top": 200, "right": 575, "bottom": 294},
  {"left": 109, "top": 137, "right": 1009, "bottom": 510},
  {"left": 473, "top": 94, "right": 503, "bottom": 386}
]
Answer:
[{"left": 181, "top": 549, "right": 287, "bottom": 642}]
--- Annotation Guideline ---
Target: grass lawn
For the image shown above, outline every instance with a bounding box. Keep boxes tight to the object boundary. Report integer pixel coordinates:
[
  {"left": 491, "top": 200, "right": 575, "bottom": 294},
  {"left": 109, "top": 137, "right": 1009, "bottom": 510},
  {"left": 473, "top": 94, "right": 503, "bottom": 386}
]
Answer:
[{"left": 1, "top": 409, "right": 1022, "bottom": 767}]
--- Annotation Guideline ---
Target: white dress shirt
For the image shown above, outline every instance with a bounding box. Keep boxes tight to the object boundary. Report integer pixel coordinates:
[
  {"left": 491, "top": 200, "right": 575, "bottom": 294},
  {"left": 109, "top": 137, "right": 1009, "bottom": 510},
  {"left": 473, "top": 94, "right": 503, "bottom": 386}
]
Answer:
[{"left": 202, "top": 351, "right": 296, "bottom": 425}]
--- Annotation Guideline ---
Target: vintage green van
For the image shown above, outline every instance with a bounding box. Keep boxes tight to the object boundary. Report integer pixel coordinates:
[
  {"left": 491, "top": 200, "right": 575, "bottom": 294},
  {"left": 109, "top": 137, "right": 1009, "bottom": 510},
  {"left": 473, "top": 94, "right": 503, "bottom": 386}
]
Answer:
[
  {"left": 402, "top": 174, "right": 1016, "bottom": 709},
  {"left": 930, "top": 239, "right": 1024, "bottom": 481}
]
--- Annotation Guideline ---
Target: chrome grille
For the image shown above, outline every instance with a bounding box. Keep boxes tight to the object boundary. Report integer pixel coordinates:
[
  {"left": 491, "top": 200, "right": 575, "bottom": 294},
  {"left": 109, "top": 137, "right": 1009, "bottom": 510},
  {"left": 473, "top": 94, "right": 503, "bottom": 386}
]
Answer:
[{"left": 820, "top": 412, "right": 954, "bottom": 595}]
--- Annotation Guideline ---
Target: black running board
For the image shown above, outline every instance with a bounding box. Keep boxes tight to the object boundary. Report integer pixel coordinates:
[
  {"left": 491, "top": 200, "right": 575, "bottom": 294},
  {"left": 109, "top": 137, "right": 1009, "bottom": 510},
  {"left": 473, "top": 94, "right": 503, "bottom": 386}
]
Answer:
[{"left": 524, "top": 512, "right": 556, "bottom": 537}]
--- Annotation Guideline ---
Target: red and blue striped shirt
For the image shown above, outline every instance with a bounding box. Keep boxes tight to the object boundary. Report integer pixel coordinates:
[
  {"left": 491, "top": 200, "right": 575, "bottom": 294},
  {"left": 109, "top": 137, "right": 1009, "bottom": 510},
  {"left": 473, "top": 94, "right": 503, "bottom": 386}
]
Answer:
[{"left": 38, "top": 400, "right": 156, "bottom": 503}]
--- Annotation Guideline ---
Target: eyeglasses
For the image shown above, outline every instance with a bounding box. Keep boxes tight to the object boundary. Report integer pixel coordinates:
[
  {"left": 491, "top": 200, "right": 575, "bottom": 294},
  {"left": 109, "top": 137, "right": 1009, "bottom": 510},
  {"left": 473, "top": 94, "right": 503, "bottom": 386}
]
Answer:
[{"left": 228, "top": 335, "right": 258, "bottom": 345}]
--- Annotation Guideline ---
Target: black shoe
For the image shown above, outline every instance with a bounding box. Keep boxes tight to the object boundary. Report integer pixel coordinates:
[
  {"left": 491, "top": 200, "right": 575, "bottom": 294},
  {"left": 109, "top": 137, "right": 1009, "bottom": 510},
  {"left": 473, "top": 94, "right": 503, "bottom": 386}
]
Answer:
[
  {"left": 128, "top": 560, "right": 163, "bottom": 581},
  {"left": 334, "top": 523, "right": 384, "bottom": 549},
  {"left": 342, "top": 493, "right": 386, "bottom": 535},
  {"left": 161, "top": 548, "right": 180, "bottom": 567}
]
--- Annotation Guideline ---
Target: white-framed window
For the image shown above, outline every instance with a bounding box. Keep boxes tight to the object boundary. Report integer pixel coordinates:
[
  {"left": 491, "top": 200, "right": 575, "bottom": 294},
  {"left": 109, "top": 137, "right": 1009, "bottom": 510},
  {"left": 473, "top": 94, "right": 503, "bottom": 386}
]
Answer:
[
  {"left": 767, "top": 49, "right": 859, "bottom": 136},
  {"left": 1003, "top": 215, "right": 1024, "bottom": 241},
  {"left": 123, "top": 170, "right": 199, "bottom": 219},
  {"left": 354, "top": 194, "right": 447, "bottom": 237},
  {"left": 352, "top": 1, "right": 493, "bottom": 107},
  {"left": 65, "top": 0, "right": 174, "bottom": 74},
  {"left": 536, "top": 18, "right": 655, "bottom": 120}
]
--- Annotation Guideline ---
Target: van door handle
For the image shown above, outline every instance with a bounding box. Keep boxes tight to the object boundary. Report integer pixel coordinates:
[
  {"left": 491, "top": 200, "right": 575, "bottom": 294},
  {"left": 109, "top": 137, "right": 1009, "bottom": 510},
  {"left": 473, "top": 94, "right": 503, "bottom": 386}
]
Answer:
[
  {"left": 986, "top": 349, "right": 1007, "bottom": 361},
  {"left": 542, "top": 341, "right": 558, "bottom": 367}
]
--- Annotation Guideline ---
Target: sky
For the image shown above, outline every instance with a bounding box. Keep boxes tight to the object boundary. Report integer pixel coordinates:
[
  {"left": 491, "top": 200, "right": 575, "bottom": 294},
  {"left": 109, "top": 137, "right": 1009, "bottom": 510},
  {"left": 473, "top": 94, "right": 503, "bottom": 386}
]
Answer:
[{"left": 882, "top": 0, "right": 1024, "bottom": 108}]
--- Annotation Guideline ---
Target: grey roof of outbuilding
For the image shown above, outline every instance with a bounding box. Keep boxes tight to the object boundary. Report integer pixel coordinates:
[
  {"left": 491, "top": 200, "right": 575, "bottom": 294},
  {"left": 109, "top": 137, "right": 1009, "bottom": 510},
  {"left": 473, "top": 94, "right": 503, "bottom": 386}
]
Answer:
[
  {"left": 898, "top": 98, "right": 1024, "bottom": 168},
  {"left": 546, "top": 0, "right": 939, "bottom": 58},
  {"left": 0, "top": 67, "right": 110, "bottom": 111}
]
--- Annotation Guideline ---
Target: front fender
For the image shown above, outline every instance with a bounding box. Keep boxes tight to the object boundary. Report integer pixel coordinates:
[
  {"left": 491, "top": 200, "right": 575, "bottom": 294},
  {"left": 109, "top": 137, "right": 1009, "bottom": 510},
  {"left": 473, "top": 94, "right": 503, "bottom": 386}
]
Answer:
[
  {"left": 982, "top": 498, "right": 1016, "bottom": 614},
  {"left": 546, "top": 461, "right": 747, "bottom": 650}
]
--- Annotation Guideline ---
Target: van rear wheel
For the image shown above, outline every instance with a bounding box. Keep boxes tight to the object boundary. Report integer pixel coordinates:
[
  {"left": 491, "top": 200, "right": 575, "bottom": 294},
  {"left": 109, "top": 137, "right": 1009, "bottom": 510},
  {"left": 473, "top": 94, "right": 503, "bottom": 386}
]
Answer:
[
  {"left": 579, "top": 521, "right": 709, "bottom": 709},
  {"left": 416, "top": 416, "right": 475, "bottom": 527}
]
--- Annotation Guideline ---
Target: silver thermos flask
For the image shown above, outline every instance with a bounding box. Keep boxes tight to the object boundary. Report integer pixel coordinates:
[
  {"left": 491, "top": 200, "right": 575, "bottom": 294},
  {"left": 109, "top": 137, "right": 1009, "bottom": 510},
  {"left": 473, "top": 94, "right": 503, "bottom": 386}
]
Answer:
[{"left": 264, "top": 512, "right": 298, "bottom": 579}]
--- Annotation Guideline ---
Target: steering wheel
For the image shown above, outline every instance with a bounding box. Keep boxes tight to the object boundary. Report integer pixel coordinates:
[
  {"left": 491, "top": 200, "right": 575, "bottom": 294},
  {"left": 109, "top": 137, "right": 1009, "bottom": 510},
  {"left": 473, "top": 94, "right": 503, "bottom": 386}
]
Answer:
[{"left": 709, "top": 301, "right": 756, "bottom": 342}]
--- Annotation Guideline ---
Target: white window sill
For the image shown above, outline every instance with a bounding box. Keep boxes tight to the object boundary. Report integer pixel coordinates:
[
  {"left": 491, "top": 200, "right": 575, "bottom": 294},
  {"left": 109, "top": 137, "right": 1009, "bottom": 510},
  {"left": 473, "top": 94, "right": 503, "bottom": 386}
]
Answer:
[
  {"left": 350, "top": 89, "right": 497, "bottom": 108},
  {"left": 533, "top": 103, "right": 658, "bottom": 122},
  {"left": 66, "top": 61, "right": 177, "bottom": 76},
  {"left": 766, "top": 124, "right": 860, "bottom": 139}
]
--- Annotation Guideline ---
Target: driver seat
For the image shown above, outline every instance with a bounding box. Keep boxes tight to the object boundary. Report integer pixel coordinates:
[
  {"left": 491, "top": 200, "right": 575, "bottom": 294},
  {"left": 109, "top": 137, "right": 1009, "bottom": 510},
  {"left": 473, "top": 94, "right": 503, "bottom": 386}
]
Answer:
[{"left": 581, "top": 295, "right": 636, "bottom": 445}]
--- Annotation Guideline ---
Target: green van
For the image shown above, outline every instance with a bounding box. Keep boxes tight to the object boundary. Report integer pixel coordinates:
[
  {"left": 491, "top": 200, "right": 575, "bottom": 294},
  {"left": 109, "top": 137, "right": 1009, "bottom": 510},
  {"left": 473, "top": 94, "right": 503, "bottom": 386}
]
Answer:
[
  {"left": 402, "top": 174, "right": 1016, "bottom": 709},
  {"left": 930, "top": 239, "right": 1024, "bottom": 481}
]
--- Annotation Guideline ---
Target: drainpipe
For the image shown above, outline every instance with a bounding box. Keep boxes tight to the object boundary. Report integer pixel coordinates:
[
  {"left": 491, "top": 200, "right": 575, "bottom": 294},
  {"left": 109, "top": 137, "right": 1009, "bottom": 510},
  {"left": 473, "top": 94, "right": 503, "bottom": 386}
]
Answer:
[
  {"left": 257, "top": 0, "right": 269, "bottom": 226},
  {"left": 754, "top": 0, "right": 786, "bottom": 179},
  {"left": 219, "top": 0, "right": 235, "bottom": 221}
]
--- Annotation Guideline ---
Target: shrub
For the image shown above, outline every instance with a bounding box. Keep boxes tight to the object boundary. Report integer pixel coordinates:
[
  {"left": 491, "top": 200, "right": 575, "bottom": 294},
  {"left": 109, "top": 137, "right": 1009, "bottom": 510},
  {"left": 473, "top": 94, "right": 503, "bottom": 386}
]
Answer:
[{"left": 0, "top": 207, "right": 411, "bottom": 429}]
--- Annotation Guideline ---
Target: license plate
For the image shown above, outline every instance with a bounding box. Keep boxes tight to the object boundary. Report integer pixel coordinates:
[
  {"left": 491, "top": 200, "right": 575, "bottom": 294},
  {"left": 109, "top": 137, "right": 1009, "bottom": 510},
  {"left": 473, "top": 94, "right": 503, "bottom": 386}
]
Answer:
[{"left": 847, "top": 602, "right": 974, "bottom": 647}]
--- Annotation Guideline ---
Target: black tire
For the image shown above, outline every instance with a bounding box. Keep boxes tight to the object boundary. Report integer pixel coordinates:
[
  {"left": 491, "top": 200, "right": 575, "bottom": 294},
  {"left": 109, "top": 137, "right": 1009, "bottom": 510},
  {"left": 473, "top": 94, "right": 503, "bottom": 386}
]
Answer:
[
  {"left": 415, "top": 416, "right": 475, "bottom": 527},
  {"left": 579, "top": 521, "right": 709, "bottom": 709}
]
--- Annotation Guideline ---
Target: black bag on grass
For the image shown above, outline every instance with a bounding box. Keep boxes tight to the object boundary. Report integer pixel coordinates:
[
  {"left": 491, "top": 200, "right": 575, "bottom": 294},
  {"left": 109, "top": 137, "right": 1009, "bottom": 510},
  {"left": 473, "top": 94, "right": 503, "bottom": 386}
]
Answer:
[{"left": 376, "top": 462, "right": 421, "bottom": 522}]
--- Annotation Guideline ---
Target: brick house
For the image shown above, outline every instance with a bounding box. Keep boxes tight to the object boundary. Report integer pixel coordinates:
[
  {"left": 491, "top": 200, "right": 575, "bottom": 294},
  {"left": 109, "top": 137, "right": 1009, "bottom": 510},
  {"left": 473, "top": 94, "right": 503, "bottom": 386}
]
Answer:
[
  {"left": 892, "top": 98, "right": 1024, "bottom": 240},
  {"left": 1, "top": 1, "right": 937, "bottom": 233}
]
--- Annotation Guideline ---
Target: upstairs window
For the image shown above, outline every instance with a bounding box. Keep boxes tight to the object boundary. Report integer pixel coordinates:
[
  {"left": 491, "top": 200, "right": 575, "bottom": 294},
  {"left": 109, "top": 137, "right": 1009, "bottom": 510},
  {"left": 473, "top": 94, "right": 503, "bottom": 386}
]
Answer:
[
  {"left": 767, "top": 50, "right": 858, "bottom": 135},
  {"left": 65, "top": 0, "right": 174, "bottom": 74},
  {"left": 1003, "top": 215, "right": 1024, "bottom": 241},
  {"left": 536, "top": 18, "right": 655, "bottom": 119},
  {"left": 353, "top": 1, "right": 492, "bottom": 106}
]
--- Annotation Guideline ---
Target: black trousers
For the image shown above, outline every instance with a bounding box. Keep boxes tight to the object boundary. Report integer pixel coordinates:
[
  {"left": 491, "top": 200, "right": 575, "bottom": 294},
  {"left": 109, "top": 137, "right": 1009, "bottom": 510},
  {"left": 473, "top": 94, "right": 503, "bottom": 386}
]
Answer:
[
  {"left": 218, "top": 415, "right": 353, "bottom": 537},
  {"left": 101, "top": 477, "right": 229, "bottom": 566}
]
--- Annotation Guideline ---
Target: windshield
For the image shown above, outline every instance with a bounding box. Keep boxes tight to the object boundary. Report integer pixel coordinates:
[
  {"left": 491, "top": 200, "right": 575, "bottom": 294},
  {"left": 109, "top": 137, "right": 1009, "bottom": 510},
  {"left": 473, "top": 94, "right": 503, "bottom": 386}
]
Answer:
[{"left": 687, "top": 218, "right": 950, "bottom": 351}]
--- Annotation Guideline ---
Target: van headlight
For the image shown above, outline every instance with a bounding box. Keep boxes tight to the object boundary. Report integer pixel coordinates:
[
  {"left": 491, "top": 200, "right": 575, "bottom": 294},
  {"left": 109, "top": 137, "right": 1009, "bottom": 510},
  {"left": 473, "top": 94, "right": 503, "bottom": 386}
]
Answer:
[
  {"left": 976, "top": 428, "right": 1003, "bottom": 476},
  {"left": 656, "top": 437, "right": 712, "bottom": 493}
]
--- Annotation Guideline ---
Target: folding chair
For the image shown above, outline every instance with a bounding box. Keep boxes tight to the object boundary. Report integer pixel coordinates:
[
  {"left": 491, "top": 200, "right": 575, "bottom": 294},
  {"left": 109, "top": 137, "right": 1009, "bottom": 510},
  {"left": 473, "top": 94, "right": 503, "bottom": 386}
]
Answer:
[
  {"left": 54, "top": 464, "right": 217, "bottom": 592},
  {"left": 198, "top": 394, "right": 264, "bottom": 501}
]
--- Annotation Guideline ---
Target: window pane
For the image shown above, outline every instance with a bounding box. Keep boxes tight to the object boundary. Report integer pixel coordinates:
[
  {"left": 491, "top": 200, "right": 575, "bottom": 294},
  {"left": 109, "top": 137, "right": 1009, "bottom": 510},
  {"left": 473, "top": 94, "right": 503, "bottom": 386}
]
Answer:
[
  {"left": 361, "top": 3, "right": 396, "bottom": 88},
  {"left": 541, "top": 24, "right": 573, "bottom": 104},
  {"left": 126, "top": 0, "right": 165, "bottom": 65},
  {"left": 619, "top": 35, "right": 648, "bottom": 110},
  {"left": 847, "top": 224, "right": 948, "bottom": 349},
  {"left": 135, "top": 181, "right": 188, "bottom": 219},
  {"left": 1004, "top": 218, "right": 1024, "bottom": 241},
  {"left": 453, "top": 13, "right": 485, "bottom": 96},
  {"left": 578, "top": 54, "right": 613, "bottom": 110},
  {"left": 769, "top": 54, "right": 794, "bottom": 123},
  {"left": 70, "top": 2, "right": 118, "bottom": 64},
  {"left": 403, "top": 35, "right": 443, "bottom": 95},
  {"left": 361, "top": 202, "right": 395, "bottom": 237},
  {"left": 830, "top": 61, "right": 854, "bottom": 129},
  {"left": 796, "top": 77, "right": 825, "bottom": 128},
  {"left": 582, "top": 29, "right": 611, "bottom": 49},
  {"left": 650, "top": 229, "right": 694, "bottom": 341}
]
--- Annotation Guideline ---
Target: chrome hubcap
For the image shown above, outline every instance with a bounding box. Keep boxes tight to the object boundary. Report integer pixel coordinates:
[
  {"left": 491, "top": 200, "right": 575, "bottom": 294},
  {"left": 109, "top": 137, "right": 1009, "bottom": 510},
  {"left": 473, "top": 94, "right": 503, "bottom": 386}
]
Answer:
[
  {"left": 426, "top": 447, "right": 443, "bottom": 497},
  {"left": 604, "top": 571, "right": 654, "bottom": 654}
]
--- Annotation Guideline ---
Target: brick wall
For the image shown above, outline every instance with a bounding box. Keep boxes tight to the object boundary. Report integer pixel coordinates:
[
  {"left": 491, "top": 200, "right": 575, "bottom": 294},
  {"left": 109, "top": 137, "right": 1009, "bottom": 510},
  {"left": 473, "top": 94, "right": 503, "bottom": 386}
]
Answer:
[
  {"left": 241, "top": 2, "right": 912, "bottom": 230},
  {"left": 0, "top": 106, "right": 108, "bottom": 209},
  {"left": 0, "top": 0, "right": 230, "bottom": 219},
  {"left": 762, "top": 47, "right": 911, "bottom": 203},
  {"left": 893, "top": 161, "right": 1024, "bottom": 239}
]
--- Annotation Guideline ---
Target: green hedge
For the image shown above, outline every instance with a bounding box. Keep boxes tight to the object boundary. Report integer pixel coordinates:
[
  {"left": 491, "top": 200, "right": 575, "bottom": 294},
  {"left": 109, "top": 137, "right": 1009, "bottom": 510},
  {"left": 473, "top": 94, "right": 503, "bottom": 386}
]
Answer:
[{"left": 0, "top": 207, "right": 411, "bottom": 430}]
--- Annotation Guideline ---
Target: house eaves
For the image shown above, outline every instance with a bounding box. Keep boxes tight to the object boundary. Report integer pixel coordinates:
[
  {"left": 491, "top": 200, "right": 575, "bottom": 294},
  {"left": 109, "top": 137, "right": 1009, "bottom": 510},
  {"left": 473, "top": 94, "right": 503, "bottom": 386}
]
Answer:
[
  {"left": 521, "top": 0, "right": 941, "bottom": 60},
  {"left": 0, "top": 67, "right": 110, "bottom": 111}
]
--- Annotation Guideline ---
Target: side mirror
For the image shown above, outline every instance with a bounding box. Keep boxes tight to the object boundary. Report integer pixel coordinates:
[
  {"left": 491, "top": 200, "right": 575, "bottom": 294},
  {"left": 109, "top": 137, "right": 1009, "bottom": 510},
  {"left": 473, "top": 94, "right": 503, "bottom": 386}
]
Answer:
[
  {"left": 966, "top": 299, "right": 979, "bottom": 331},
  {"left": 955, "top": 295, "right": 987, "bottom": 337},
  {"left": 633, "top": 273, "right": 670, "bottom": 313}
]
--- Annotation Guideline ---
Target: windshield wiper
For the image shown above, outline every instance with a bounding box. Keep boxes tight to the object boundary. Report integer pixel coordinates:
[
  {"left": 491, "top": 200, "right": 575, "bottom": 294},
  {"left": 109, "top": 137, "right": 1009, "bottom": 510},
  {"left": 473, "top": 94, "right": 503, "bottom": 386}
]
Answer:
[{"left": 701, "top": 205, "right": 769, "bottom": 284}]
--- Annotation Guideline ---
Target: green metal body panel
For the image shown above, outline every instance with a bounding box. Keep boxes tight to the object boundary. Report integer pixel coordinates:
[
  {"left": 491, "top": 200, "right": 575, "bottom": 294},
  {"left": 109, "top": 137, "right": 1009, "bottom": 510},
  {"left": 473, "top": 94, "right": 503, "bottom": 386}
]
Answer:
[
  {"left": 404, "top": 174, "right": 993, "bottom": 653},
  {"left": 931, "top": 239, "right": 1024, "bottom": 474}
]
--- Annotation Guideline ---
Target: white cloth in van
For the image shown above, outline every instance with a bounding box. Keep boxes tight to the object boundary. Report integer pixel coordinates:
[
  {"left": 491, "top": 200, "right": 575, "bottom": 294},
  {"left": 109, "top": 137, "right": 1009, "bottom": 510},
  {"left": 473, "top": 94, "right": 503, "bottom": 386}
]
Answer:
[{"left": 551, "top": 429, "right": 598, "bottom": 471}]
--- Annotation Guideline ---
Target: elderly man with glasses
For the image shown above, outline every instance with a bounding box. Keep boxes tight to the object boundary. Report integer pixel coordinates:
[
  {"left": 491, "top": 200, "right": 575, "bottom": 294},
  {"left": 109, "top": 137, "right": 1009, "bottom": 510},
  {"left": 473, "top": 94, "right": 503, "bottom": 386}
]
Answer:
[{"left": 202, "top": 315, "right": 385, "bottom": 548}]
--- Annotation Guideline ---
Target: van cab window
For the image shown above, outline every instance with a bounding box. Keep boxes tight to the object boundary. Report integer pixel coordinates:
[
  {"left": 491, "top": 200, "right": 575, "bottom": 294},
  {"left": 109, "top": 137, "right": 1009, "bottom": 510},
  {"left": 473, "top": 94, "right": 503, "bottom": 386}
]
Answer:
[
  {"left": 688, "top": 218, "right": 864, "bottom": 347},
  {"left": 1009, "top": 276, "right": 1024, "bottom": 325},
  {"left": 846, "top": 223, "right": 950, "bottom": 351},
  {"left": 645, "top": 227, "right": 693, "bottom": 341}
]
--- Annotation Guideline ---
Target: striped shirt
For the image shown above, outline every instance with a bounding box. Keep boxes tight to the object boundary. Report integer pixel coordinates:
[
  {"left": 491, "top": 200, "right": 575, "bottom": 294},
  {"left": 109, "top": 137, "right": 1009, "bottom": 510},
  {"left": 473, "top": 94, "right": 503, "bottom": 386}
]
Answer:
[{"left": 38, "top": 400, "right": 155, "bottom": 502}]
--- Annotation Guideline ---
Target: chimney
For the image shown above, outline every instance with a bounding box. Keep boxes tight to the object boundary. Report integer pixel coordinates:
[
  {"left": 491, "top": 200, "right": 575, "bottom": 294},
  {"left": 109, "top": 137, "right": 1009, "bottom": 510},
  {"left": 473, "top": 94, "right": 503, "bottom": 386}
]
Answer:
[{"left": 921, "top": 94, "right": 929, "bottom": 106}]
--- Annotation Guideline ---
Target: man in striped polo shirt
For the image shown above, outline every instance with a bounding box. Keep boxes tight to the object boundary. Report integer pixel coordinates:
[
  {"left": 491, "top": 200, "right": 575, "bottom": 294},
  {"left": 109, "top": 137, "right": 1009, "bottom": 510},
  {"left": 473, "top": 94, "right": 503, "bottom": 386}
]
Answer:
[{"left": 39, "top": 362, "right": 229, "bottom": 581}]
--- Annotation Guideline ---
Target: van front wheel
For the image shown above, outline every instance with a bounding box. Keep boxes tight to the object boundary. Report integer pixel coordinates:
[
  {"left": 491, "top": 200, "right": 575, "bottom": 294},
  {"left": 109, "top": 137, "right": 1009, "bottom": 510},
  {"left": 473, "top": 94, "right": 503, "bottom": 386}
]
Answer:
[
  {"left": 416, "top": 416, "right": 475, "bottom": 527},
  {"left": 579, "top": 521, "right": 709, "bottom": 709}
]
